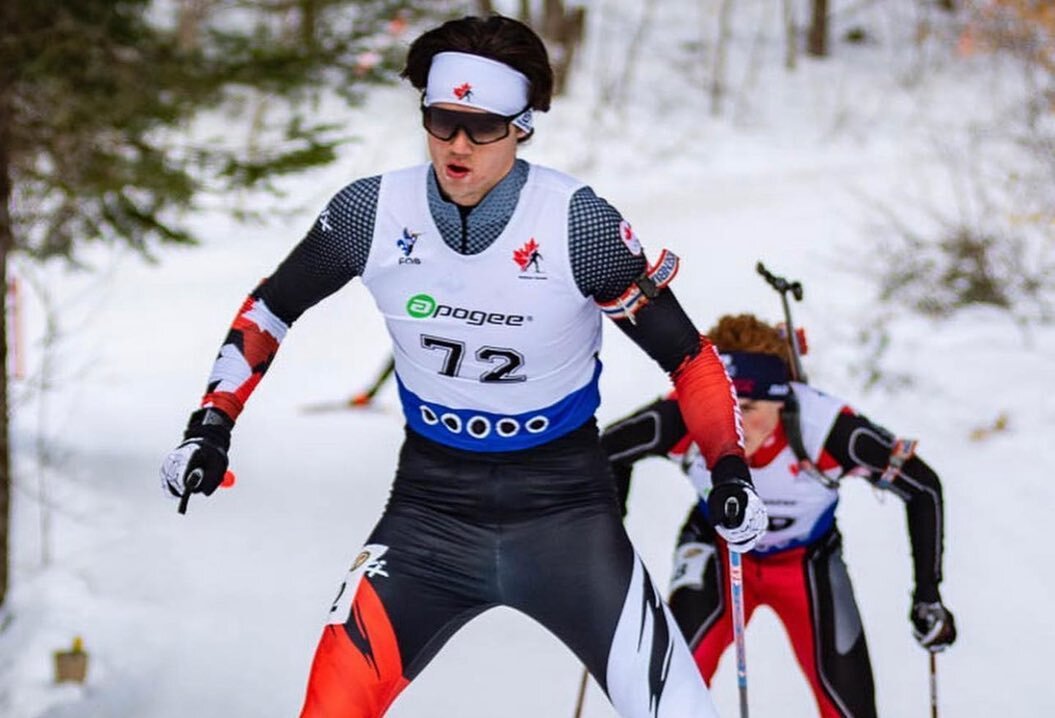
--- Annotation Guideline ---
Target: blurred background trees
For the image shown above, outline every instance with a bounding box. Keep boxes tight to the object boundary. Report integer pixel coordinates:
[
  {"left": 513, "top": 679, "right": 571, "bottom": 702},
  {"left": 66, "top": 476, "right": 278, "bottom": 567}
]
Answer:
[
  {"left": 0, "top": 0, "right": 454, "bottom": 610},
  {"left": 0, "top": 0, "right": 597, "bottom": 614},
  {"left": 873, "top": 1, "right": 1055, "bottom": 321},
  {"left": 473, "top": 0, "right": 586, "bottom": 95}
]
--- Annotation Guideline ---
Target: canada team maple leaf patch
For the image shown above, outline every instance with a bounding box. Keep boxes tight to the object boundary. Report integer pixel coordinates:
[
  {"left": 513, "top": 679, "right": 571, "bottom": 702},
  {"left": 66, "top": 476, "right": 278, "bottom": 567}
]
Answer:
[{"left": 513, "top": 238, "right": 544, "bottom": 273}]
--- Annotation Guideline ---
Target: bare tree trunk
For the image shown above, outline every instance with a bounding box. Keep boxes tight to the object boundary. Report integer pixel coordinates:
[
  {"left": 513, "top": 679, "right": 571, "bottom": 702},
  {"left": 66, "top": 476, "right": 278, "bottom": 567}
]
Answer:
[
  {"left": 518, "top": 0, "right": 586, "bottom": 97},
  {"left": 733, "top": 0, "right": 770, "bottom": 119},
  {"left": 473, "top": 0, "right": 495, "bottom": 15},
  {"left": 808, "top": 0, "right": 829, "bottom": 57},
  {"left": 544, "top": 0, "right": 586, "bottom": 96},
  {"left": 299, "top": 0, "right": 318, "bottom": 50},
  {"left": 177, "top": 0, "right": 212, "bottom": 51},
  {"left": 784, "top": 0, "right": 798, "bottom": 70},
  {"left": 711, "top": 0, "right": 734, "bottom": 116},
  {"left": 608, "top": 0, "right": 655, "bottom": 112},
  {"left": 0, "top": 82, "right": 13, "bottom": 609},
  {"left": 19, "top": 268, "right": 61, "bottom": 569}
]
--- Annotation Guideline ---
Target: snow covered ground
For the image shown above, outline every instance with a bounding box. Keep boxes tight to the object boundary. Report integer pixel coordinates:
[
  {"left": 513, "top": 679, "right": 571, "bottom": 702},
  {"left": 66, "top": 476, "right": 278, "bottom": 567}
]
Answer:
[{"left": 3, "top": 1, "right": 1054, "bottom": 716}]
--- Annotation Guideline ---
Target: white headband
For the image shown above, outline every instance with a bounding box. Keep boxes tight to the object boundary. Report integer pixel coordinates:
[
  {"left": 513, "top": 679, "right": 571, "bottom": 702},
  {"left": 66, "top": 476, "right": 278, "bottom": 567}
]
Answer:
[{"left": 424, "top": 51, "right": 534, "bottom": 133}]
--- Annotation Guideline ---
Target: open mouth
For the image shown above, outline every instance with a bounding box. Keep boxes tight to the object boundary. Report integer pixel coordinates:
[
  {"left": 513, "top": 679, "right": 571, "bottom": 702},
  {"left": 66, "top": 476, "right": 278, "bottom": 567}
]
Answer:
[{"left": 446, "top": 163, "right": 470, "bottom": 179}]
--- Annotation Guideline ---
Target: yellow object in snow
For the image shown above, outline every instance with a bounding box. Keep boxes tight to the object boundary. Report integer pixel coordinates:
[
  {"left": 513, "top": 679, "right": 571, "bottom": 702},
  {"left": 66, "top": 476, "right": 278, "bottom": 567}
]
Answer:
[{"left": 54, "top": 636, "right": 89, "bottom": 684}]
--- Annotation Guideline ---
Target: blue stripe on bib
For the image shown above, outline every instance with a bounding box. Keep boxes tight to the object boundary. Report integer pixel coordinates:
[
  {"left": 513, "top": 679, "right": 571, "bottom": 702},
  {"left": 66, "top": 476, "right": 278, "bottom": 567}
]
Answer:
[{"left": 397, "top": 362, "right": 602, "bottom": 452}]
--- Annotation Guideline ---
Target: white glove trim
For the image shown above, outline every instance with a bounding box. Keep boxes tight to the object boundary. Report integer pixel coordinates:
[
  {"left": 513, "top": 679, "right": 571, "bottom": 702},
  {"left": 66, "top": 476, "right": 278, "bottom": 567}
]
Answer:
[{"left": 715, "top": 490, "right": 768, "bottom": 553}]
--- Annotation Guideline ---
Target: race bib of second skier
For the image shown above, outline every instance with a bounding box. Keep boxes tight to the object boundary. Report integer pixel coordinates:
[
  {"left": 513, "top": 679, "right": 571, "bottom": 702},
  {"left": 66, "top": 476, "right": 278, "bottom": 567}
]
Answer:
[{"left": 669, "top": 541, "right": 715, "bottom": 593}]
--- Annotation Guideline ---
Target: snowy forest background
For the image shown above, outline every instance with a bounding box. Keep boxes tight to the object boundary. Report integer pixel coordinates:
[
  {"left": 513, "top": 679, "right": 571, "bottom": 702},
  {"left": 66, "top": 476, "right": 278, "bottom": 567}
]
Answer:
[{"left": 2, "top": 0, "right": 1054, "bottom": 716}]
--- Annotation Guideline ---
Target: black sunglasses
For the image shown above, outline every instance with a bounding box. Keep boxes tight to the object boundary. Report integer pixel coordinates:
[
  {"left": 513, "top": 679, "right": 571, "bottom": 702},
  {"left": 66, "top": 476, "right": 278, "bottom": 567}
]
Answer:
[{"left": 421, "top": 105, "right": 526, "bottom": 145}]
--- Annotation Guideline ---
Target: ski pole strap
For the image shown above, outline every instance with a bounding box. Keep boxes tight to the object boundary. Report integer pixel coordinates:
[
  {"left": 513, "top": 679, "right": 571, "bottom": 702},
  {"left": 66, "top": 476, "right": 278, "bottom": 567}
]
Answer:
[
  {"left": 598, "top": 249, "right": 680, "bottom": 324},
  {"left": 876, "top": 438, "right": 918, "bottom": 489}
]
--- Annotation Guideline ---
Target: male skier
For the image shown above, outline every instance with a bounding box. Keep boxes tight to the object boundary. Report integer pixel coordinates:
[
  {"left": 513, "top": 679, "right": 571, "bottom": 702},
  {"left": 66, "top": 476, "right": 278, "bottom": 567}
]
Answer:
[{"left": 161, "top": 15, "right": 767, "bottom": 718}]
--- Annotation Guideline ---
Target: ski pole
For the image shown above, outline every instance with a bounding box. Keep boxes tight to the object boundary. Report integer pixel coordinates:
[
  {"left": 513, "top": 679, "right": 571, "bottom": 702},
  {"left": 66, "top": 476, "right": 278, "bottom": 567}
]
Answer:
[
  {"left": 929, "top": 652, "right": 938, "bottom": 718},
  {"left": 349, "top": 357, "right": 395, "bottom": 407},
  {"left": 177, "top": 468, "right": 203, "bottom": 515},
  {"left": 571, "top": 666, "right": 589, "bottom": 718},
  {"left": 725, "top": 499, "right": 749, "bottom": 718},
  {"left": 755, "top": 262, "right": 807, "bottom": 383},
  {"left": 177, "top": 468, "right": 236, "bottom": 515}
]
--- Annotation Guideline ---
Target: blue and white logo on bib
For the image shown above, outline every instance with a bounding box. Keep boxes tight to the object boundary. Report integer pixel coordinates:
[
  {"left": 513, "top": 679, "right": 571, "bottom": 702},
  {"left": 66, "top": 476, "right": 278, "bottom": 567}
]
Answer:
[{"left": 397, "top": 228, "right": 422, "bottom": 265}]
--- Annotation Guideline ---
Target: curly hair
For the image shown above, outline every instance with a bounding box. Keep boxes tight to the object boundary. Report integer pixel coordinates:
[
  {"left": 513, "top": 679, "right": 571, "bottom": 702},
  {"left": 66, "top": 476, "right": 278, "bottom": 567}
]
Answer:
[
  {"left": 706, "top": 314, "right": 791, "bottom": 365},
  {"left": 401, "top": 15, "right": 554, "bottom": 112}
]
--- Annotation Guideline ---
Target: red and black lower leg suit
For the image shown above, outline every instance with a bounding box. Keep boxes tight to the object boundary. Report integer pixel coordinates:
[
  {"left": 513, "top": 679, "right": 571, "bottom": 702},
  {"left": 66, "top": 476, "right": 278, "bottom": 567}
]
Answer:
[{"left": 669, "top": 508, "right": 878, "bottom": 718}]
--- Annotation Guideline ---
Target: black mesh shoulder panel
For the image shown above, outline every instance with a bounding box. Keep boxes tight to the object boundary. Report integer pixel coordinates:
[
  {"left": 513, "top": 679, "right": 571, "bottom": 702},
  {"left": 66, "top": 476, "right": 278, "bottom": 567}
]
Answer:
[
  {"left": 568, "top": 187, "right": 647, "bottom": 301},
  {"left": 255, "top": 175, "right": 381, "bottom": 323}
]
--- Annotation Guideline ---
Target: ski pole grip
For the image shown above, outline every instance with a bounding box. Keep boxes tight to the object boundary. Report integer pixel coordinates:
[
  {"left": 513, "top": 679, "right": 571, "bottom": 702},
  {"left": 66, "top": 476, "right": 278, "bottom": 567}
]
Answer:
[
  {"left": 177, "top": 468, "right": 204, "bottom": 515},
  {"left": 756, "top": 261, "right": 782, "bottom": 291},
  {"left": 756, "top": 261, "right": 804, "bottom": 301},
  {"left": 724, "top": 496, "right": 741, "bottom": 525}
]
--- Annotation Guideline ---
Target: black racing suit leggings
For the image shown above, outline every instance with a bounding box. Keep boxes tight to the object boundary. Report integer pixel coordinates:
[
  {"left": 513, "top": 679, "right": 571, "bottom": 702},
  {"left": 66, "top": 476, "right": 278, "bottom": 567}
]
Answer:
[{"left": 299, "top": 422, "right": 718, "bottom": 718}]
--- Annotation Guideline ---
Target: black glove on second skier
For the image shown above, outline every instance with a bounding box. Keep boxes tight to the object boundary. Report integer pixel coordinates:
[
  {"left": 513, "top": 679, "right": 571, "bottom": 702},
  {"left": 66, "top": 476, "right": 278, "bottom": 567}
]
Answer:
[
  {"left": 160, "top": 408, "right": 233, "bottom": 499},
  {"left": 707, "top": 456, "right": 768, "bottom": 553},
  {"left": 910, "top": 599, "right": 957, "bottom": 652}
]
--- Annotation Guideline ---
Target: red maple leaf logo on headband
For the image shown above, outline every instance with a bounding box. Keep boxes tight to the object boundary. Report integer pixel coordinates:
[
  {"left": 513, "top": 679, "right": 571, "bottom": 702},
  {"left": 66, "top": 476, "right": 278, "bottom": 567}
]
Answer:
[{"left": 453, "top": 82, "right": 473, "bottom": 100}]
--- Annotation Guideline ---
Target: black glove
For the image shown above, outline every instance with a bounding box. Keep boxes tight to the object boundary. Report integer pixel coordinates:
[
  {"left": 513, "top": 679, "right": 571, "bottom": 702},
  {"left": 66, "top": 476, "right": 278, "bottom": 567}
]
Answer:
[
  {"left": 911, "top": 599, "right": 957, "bottom": 652},
  {"left": 706, "top": 456, "right": 767, "bottom": 553},
  {"left": 159, "top": 408, "right": 233, "bottom": 499}
]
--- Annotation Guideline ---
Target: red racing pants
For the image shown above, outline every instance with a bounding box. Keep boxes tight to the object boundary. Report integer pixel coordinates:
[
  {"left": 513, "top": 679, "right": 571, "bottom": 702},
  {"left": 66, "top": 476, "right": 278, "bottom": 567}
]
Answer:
[{"left": 668, "top": 510, "right": 877, "bottom": 718}]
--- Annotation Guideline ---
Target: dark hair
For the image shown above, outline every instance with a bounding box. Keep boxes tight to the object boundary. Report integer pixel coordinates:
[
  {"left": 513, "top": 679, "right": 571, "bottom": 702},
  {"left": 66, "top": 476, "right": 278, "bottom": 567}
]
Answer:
[{"left": 402, "top": 15, "right": 554, "bottom": 112}]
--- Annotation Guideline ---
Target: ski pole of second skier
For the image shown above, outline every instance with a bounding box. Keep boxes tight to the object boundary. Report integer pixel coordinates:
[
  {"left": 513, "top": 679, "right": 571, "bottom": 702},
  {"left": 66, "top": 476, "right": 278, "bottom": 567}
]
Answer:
[
  {"left": 725, "top": 496, "right": 749, "bottom": 718},
  {"left": 929, "top": 652, "right": 938, "bottom": 718},
  {"left": 756, "top": 261, "right": 807, "bottom": 383},
  {"left": 571, "top": 666, "right": 589, "bottom": 718}
]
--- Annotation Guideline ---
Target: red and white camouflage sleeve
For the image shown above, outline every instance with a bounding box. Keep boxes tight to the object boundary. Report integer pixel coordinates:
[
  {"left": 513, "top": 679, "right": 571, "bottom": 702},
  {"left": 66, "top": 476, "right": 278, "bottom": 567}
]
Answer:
[{"left": 200, "top": 292, "right": 289, "bottom": 421}]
